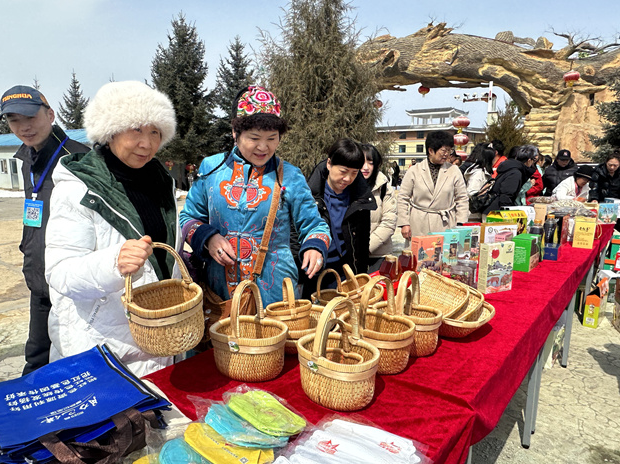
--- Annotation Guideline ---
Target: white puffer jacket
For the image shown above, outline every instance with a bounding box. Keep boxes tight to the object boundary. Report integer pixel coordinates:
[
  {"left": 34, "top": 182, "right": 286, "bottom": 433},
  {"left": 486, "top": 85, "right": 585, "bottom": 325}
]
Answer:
[
  {"left": 369, "top": 172, "right": 397, "bottom": 257},
  {"left": 45, "top": 156, "right": 180, "bottom": 377}
]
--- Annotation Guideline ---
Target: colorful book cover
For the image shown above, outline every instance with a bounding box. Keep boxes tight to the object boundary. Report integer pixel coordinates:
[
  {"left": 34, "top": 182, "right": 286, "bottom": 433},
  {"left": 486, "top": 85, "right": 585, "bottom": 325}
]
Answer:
[
  {"left": 460, "top": 223, "right": 481, "bottom": 261},
  {"left": 478, "top": 241, "right": 514, "bottom": 294},
  {"left": 598, "top": 203, "right": 618, "bottom": 224},
  {"left": 447, "top": 227, "right": 474, "bottom": 260},
  {"left": 480, "top": 222, "right": 519, "bottom": 243},
  {"left": 411, "top": 235, "right": 443, "bottom": 273},
  {"left": 431, "top": 231, "right": 460, "bottom": 276}
]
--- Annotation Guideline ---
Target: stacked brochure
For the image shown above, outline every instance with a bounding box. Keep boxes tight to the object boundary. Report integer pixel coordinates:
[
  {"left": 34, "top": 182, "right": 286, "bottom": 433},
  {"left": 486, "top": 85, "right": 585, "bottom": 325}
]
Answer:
[{"left": 0, "top": 345, "right": 170, "bottom": 464}]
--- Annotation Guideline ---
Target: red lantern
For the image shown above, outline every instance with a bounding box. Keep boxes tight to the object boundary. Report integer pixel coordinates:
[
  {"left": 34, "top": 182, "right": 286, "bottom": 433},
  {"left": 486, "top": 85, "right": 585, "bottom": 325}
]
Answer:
[
  {"left": 418, "top": 85, "right": 430, "bottom": 97},
  {"left": 374, "top": 99, "right": 383, "bottom": 108},
  {"left": 165, "top": 160, "right": 174, "bottom": 171},
  {"left": 452, "top": 116, "right": 471, "bottom": 133},
  {"left": 563, "top": 70, "right": 580, "bottom": 87},
  {"left": 482, "top": 92, "right": 495, "bottom": 102},
  {"left": 454, "top": 133, "right": 469, "bottom": 149},
  {"left": 456, "top": 149, "right": 468, "bottom": 160}
]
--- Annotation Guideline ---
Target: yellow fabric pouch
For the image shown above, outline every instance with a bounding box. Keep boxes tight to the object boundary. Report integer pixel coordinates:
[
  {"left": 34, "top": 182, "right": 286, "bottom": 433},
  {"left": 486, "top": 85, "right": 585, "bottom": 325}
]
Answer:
[{"left": 184, "top": 423, "right": 273, "bottom": 464}]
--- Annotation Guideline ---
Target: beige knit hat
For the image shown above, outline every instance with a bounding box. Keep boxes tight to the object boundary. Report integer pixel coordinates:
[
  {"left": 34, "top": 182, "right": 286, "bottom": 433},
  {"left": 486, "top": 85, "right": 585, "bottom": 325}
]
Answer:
[{"left": 84, "top": 81, "right": 176, "bottom": 147}]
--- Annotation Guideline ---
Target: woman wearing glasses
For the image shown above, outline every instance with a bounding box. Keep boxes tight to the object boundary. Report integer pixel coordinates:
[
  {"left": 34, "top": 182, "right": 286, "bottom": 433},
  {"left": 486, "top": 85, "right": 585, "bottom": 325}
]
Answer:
[{"left": 397, "top": 130, "right": 469, "bottom": 240}]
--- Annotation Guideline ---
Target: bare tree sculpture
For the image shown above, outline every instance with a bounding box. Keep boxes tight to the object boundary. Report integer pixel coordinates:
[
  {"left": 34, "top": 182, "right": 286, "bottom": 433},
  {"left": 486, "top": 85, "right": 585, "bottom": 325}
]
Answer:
[{"left": 358, "top": 23, "right": 620, "bottom": 157}]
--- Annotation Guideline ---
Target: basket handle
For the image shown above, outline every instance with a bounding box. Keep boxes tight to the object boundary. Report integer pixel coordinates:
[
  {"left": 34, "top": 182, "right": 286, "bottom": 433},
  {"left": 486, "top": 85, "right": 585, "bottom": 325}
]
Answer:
[
  {"left": 342, "top": 264, "right": 361, "bottom": 290},
  {"left": 230, "top": 280, "right": 264, "bottom": 338},
  {"left": 361, "top": 275, "right": 396, "bottom": 319},
  {"left": 282, "top": 277, "right": 296, "bottom": 311},
  {"left": 395, "top": 271, "right": 420, "bottom": 316},
  {"left": 316, "top": 268, "right": 343, "bottom": 299},
  {"left": 312, "top": 297, "right": 356, "bottom": 359},
  {"left": 124, "top": 242, "right": 192, "bottom": 305}
]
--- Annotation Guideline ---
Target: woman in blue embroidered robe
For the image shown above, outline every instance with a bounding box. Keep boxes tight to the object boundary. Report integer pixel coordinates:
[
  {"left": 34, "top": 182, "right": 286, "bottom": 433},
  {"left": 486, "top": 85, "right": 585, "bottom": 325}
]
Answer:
[{"left": 179, "top": 86, "right": 330, "bottom": 305}]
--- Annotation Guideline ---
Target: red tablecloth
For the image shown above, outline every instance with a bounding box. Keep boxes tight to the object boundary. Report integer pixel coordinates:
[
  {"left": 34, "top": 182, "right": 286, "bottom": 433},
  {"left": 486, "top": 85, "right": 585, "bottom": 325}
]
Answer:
[{"left": 146, "top": 224, "right": 613, "bottom": 464}]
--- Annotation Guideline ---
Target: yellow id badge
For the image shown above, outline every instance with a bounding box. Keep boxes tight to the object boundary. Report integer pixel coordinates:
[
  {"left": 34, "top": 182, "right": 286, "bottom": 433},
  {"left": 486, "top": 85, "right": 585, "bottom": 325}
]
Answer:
[{"left": 23, "top": 199, "right": 43, "bottom": 228}]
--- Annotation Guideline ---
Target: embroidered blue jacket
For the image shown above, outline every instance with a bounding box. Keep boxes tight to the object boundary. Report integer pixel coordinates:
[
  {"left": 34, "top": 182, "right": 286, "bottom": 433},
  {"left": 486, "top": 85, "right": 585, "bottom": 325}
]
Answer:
[{"left": 180, "top": 149, "right": 330, "bottom": 305}]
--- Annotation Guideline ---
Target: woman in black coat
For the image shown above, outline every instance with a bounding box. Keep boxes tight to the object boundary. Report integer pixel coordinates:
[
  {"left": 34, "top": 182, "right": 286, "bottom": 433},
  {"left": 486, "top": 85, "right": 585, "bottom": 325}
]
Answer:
[
  {"left": 483, "top": 145, "right": 538, "bottom": 215},
  {"left": 589, "top": 151, "right": 620, "bottom": 202}
]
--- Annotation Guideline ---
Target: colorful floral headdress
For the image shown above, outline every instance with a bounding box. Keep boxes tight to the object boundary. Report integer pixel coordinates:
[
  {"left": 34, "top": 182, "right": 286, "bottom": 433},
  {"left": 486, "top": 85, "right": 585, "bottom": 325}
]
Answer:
[{"left": 236, "top": 86, "right": 281, "bottom": 117}]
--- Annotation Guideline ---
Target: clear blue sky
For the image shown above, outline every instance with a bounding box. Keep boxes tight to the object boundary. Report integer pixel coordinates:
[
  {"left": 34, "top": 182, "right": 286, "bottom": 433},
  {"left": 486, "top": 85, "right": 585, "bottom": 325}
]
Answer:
[{"left": 1, "top": 0, "right": 618, "bottom": 130}]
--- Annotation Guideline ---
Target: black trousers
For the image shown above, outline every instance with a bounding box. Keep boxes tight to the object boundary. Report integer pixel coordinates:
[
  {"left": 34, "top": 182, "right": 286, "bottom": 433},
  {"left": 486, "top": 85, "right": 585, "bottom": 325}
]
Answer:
[{"left": 22, "top": 293, "right": 52, "bottom": 375}]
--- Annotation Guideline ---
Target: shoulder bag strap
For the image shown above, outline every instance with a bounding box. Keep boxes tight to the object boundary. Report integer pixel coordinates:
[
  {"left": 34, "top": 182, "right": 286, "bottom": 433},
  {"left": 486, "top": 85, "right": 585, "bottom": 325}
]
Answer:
[{"left": 252, "top": 160, "right": 284, "bottom": 280}]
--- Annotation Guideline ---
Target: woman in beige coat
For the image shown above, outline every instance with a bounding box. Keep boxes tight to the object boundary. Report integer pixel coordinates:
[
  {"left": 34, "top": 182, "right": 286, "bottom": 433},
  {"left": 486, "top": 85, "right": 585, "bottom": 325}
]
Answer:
[
  {"left": 397, "top": 131, "right": 469, "bottom": 241},
  {"left": 361, "top": 144, "right": 397, "bottom": 272}
]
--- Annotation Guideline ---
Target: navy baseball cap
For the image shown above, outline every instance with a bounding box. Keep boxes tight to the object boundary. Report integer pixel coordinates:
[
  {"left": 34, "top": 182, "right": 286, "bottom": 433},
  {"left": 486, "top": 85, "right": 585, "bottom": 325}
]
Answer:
[{"left": 1, "top": 85, "right": 50, "bottom": 117}]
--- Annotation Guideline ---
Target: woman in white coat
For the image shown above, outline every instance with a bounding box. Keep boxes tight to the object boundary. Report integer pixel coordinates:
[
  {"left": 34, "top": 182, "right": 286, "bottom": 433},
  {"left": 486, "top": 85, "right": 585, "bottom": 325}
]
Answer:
[
  {"left": 45, "top": 81, "right": 179, "bottom": 376},
  {"left": 463, "top": 143, "right": 495, "bottom": 221},
  {"left": 552, "top": 165, "right": 593, "bottom": 201},
  {"left": 397, "top": 131, "right": 469, "bottom": 241},
  {"left": 360, "top": 144, "right": 397, "bottom": 272}
]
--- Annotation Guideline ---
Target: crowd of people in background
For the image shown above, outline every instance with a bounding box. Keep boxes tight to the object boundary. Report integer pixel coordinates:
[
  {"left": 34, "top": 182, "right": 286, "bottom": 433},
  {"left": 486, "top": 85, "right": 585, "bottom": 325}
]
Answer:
[{"left": 3, "top": 79, "right": 620, "bottom": 377}]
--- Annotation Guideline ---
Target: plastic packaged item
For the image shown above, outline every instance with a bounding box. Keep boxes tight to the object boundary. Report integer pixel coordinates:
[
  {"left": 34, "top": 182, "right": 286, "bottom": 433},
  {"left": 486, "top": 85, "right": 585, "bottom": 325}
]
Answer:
[
  {"left": 159, "top": 437, "right": 211, "bottom": 464},
  {"left": 457, "top": 259, "right": 478, "bottom": 285},
  {"left": 379, "top": 255, "right": 399, "bottom": 280},
  {"left": 450, "top": 264, "right": 474, "bottom": 287},
  {"left": 184, "top": 422, "right": 273, "bottom": 464},
  {"left": 226, "top": 389, "right": 307, "bottom": 436},
  {"left": 205, "top": 403, "right": 289, "bottom": 448}
]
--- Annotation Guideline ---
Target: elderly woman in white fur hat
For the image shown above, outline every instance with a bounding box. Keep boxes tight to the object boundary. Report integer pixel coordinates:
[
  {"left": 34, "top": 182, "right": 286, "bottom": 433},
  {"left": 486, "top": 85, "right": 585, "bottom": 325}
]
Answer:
[{"left": 45, "top": 81, "right": 179, "bottom": 376}]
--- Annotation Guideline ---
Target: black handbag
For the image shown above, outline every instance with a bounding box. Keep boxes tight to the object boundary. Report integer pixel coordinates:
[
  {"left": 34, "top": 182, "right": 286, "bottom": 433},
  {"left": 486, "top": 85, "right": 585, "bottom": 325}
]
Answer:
[{"left": 469, "top": 178, "right": 497, "bottom": 214}]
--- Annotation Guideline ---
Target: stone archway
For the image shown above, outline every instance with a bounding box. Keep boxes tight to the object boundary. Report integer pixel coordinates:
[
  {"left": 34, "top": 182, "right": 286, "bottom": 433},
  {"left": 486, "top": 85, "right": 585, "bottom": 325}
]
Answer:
[{"left": 358, "top": 23, "right": 620, "bottom": 160}]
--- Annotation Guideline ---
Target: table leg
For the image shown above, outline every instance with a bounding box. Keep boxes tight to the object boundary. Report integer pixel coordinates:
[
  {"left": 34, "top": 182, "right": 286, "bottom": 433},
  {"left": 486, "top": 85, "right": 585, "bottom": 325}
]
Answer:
[
  {"left": 522, "top": 347, "right": 543, "bottom": 448},
  {"left": 561, "top": 292, "right": 577, "bottom": 368},
  {"left": 466, "top": 446, "right": 472, "bottom": 464},
  {"left": 583, "top": 262, "right": 595, "bottom": 296}
]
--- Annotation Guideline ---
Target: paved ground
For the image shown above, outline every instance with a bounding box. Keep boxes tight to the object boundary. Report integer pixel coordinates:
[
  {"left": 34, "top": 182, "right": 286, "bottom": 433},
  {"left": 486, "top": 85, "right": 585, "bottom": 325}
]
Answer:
[{"left": 0, "top": 194, "right": 619, "bottom": 463}]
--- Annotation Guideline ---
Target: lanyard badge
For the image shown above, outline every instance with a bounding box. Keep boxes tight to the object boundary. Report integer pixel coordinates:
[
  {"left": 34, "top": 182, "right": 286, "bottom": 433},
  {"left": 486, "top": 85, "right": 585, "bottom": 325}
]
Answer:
[
  {"left": 23, "top": 136, "right": 68, "bottom": 228},
  {"left": 23, "top": 199, "right": 44, "bottom": 227}
]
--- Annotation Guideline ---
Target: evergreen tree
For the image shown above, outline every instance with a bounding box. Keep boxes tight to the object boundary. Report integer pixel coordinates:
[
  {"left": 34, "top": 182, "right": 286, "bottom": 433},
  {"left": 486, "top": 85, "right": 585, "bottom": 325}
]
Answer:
[
  {"left": 0, "top": 117, "right": 10, "bottom": 135},
  {"left": 589, "top": 71, "right": 620, "bottom": 162},
  {"left": 151, "top": 13, "right": 216, "bottom": 165},
  {"left": 260, "top": 0, "right": 383, "bottom": 175},
  {"left": 32, "top": 77, "right": 41, "bottom": 90},
  {"left": 213, "top": 36, "right": 254, "bottom": 152},
  {"left": 485, "top": 101, "right": 531, "bottom": 154},
  {"left": 58, "top": 71, "right": 89, "bottom": 129}
]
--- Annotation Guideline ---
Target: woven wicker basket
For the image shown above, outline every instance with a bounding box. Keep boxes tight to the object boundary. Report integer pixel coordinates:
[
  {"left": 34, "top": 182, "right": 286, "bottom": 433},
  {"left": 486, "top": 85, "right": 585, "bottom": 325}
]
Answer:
[
  {"left": 340, "top": 275, "right": 415, "bottom": 375},
  {"left": 396, "top": 271, "right": 443, "bottom": 358},
  {"left": 311, "top": 268, "right": 349, "bottom": 309},
  {"left": 341, "top": 264, "right": 384, "bottom": 307},
  {"left": 418, "top": 269, "right": 469, "bottom": 319},
  {"left": 439, "top": 301, "right": 496, "bottom": 339},
  {"left": 312, "top": 267, "right": 383, "bottom": 311},
  {"left": 210, "top": 280, "right": 288, "bottom": 382},
  {"left": 266, "top": 278, "right": 311, "bottom": 332},
  {"left": 297, "top": 297, "right": 380, "bottom": 411},
  {"left": 451, "top": 282, "right": 485, "bottom": 321},
  {"left": 122, "top": 242, "right": 204, "bottom": 357},
  {"left": 285, "top": 304, "right": 334, "bottom": 355}
]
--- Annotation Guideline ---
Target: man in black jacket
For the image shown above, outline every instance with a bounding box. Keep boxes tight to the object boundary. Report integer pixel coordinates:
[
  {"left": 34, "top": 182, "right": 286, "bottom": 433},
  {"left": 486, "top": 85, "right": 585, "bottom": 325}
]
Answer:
[
  {"left": 301, "top": 138, "right": 376, "bottom": 298},
  {"left": 589, "top": 151, "right": 620, "bottom": 202},
  {"left": 483, "top": 145, "right": 537, "bottom": 215},
  {"left": 1, "top": 85, "right": 89, "bottom": 374},
  {"left": 542, "top": 149, "right": 578, "bottom": 194}
]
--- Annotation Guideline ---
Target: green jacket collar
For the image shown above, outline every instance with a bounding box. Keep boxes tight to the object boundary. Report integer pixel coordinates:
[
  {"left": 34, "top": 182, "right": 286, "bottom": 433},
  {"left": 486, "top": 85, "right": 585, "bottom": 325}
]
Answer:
[{"left": 60, "top": 148, "right": 176, "bottom": 280}]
